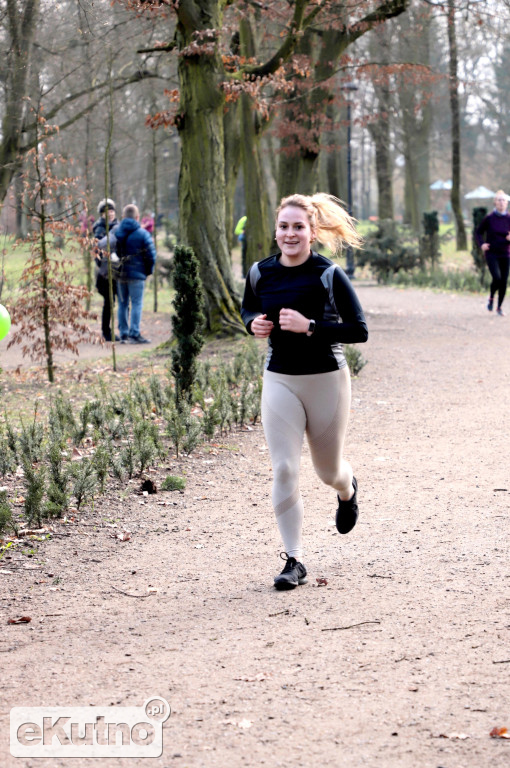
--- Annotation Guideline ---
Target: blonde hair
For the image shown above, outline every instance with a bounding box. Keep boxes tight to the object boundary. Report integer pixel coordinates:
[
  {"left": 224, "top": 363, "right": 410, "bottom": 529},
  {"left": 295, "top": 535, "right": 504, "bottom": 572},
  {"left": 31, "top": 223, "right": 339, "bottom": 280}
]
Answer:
[
  {"left": 276, "top": 193, "right": 362, "bottom": 254},
  {"left": 494, "top": 189, "right": 507, "bottom": 199}
]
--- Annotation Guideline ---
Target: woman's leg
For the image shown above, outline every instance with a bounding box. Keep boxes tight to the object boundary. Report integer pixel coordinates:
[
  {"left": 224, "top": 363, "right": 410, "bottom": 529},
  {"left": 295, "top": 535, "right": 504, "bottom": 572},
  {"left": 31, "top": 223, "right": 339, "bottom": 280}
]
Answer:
[
  {"left": 486, "top": 254, "right": 502, "bottom": 300},
  {"left": 262, "top": 371, "right": 306, "bottom": 561},
  {"left": 497, "top": 256, "right": 509, "bottom": 309},
  {"left": 303, "top": 367, "right": 353, "bottom": 499}
]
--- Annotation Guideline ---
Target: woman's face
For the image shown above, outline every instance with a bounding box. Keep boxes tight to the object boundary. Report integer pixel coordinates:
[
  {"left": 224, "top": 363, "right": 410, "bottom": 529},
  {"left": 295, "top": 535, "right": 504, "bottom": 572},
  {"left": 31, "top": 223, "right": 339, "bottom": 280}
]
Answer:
[
  {"left": 275, "top": 205, "right": 315, "bottom": 264},
  {"left": 494, "top": 194, "right": 508, "bottom": 214}
]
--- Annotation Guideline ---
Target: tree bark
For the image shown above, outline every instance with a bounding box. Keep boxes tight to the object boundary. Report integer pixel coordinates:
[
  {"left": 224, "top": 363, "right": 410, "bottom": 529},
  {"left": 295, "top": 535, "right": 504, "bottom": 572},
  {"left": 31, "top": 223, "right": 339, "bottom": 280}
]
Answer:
[
  {"left": 447, "top": 0, "right": 467, "bottom": 251},
  {"left": 224, "top": 101, "right": 242, "bottom": 252},
  {"left": 0, "top": 0, "right": 41, "bottom": 204},
  {"left": 239, "top": 16, "right": 271, "bottom": 273},
  {"left": 176, "top": 1, "right": 244, "bottom": 335}
]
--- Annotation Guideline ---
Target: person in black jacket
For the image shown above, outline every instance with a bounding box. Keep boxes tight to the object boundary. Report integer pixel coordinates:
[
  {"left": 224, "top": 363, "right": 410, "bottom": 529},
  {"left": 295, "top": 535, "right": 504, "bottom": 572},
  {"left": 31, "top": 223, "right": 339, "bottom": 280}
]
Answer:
[
  {"left": 242, "top": 193, "right": 368, "bottom": 590},
  {"left": 475, "top": 190, "right": 510, "bottom": 315},
  {"left": 92, "top": 198, "right": 119, "bottom": 341}
]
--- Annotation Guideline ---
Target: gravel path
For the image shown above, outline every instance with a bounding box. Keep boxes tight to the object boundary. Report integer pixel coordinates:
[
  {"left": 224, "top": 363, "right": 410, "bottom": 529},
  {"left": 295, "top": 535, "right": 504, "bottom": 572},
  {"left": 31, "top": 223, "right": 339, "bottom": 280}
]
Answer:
[{"left": 1, "top": 284, "right": 509, "bottom": 767}]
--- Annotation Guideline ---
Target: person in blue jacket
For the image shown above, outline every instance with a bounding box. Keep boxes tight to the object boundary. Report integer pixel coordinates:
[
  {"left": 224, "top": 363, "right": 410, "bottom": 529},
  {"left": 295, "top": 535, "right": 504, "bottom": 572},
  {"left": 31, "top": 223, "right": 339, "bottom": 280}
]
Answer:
[{"left": 111, "top": 204, "right": 157, "bottom": 344}]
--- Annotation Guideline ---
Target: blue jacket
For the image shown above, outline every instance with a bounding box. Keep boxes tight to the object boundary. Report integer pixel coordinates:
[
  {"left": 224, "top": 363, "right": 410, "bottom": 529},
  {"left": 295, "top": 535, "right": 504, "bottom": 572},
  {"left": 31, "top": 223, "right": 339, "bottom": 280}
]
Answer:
[{"left": 111, "top": 217, "right": 157, "bottom": 281}]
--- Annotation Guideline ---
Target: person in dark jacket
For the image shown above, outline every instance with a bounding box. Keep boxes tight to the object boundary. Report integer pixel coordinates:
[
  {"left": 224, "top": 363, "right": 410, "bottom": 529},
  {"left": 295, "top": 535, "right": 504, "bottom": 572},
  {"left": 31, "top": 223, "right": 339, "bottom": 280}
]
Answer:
[
  {"left": 111, "top": 204, "right": 156, "bottom": 344},
  {"left": 92, "top": 198, "right": 119, "bottom": 341},
  {"left": 241, "top": 193, "right": 368, "bottom": 590},
  {"left": 476, "top": 190, "right": 510, "bottom": 315}
]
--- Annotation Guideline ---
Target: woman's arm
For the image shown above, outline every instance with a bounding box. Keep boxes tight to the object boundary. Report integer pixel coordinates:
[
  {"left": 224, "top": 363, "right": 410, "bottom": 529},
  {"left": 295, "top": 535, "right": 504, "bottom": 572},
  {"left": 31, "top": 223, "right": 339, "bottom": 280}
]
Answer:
[{"left": 314, "top": 267, "right": 368, "bottom": 344}]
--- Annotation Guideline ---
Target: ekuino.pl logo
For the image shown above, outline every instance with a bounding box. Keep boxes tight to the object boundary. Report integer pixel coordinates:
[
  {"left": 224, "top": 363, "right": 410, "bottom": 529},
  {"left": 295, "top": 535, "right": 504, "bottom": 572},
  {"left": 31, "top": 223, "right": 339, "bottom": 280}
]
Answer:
[{"left": 10, "top": 697, "right": 170, "bottom": 758}]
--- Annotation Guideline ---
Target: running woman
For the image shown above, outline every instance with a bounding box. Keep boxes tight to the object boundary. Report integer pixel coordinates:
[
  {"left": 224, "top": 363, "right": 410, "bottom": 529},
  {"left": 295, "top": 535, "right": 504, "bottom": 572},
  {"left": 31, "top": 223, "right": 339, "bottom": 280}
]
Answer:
[
  {"left": 476, "top": 190, "right": 510, "bottom": 316},
  {"left": 241, "top": 194, "right": 368, "bottom": 590}
]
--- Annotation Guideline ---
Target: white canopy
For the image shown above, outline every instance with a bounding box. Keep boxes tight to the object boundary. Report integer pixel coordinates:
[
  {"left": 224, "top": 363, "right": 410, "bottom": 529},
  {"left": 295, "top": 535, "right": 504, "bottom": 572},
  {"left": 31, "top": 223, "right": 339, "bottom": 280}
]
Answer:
[
  {"left": 430, "top": 179, "right": 452, "bottom": 191},
  {"left": 464, "top": 186, "right": 496, "bottom": 199}
]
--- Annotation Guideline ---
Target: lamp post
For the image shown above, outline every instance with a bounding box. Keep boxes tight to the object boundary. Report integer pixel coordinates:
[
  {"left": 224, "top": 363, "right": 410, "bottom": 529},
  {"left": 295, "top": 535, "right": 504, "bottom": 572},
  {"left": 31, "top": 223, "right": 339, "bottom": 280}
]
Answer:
[{"left": 341, "top": 81, "right": 359, "bottom": 278}]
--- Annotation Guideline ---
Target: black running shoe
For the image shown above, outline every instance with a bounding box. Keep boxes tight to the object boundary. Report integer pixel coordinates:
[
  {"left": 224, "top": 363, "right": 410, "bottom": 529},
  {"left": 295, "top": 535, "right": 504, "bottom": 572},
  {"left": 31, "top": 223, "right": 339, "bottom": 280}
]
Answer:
[
  {"left": 335, "top": 476, "right": 359, "bottom": 534},
  {"left": 488, "top": 297, "right": 494, "bottom": 311},
  {"left": 274, "top": 553, "right": 307, "bottom": 591}
]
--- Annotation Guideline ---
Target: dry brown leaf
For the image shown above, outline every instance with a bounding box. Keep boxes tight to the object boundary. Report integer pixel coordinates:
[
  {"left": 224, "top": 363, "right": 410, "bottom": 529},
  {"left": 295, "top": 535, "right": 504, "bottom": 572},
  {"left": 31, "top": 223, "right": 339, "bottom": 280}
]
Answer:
[
  {"left": 490, "top": 727, "right": 510, "bottom": 739},
  {"left": 7, "top": 616, "right": 32, "bottom": 624}
]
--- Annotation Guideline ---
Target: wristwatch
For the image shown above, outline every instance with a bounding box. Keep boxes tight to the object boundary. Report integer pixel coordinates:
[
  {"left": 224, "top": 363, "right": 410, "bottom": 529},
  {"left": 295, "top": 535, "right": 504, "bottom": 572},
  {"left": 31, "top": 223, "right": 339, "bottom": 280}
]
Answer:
[{"left": 306, "top": 319, "right": 316, "bottom": 337}]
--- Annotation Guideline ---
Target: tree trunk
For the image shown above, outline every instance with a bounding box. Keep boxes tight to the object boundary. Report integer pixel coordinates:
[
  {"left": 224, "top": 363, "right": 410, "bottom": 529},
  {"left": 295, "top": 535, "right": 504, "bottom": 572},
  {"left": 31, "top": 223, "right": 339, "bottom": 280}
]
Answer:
[
  {"left": 368, "top": 110, "right": 394, "bottom": 221},
  {"left": 368, "top": 28, "right": 394, "bottom": 221},
  {"left": 14, "top": 171, "right": 26, "bottom": 239},
  {"left": 224, "top": 101, "right": 242, "bottom": 252},
  {"left": 239, "top": 16, "right": 271, "bottom": 273},
  {"left": 0, "top": 0, "right": 40, "bottom": 203},
  {"left": 176, "top": 1, "right": 243, "bottom": 335},
  {"left": 447, "top": 0, "right": 467, "bottom": 251}
]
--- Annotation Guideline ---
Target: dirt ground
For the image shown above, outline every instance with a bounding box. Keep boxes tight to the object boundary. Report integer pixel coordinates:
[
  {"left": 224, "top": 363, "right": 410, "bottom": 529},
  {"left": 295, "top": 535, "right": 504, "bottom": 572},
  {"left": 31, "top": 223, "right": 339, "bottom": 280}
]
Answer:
[{"left": 1, "top": 283, "right": 510, "bottom": 768}]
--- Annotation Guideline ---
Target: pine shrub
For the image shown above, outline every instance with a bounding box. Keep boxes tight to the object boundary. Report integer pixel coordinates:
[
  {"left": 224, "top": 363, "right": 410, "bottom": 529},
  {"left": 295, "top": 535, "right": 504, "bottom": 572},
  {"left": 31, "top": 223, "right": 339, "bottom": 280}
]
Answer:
[{"left": 171, "top": 244, "right": 206, "bottom": 407}]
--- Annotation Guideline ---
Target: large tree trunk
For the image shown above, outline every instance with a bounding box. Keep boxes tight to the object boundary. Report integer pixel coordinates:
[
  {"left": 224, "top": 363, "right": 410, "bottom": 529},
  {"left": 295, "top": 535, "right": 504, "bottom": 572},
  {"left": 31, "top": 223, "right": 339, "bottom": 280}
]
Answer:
[
  {"left": 224, "top": 101, "right": 242, "bottom": 252},
  {"left": 0, "top": 0, "right": 40, "bottom": 203},
  {"left": 447, "top": 0, "right": 467, "bottom": 250},
  {"left": 239, "top": 17, "right": 272, "bottom": 272},
  {"left": 176, "top": 1, "right": 243, "bottom": 335},
  {"left": 397, "top": 5, "right": 432, "bottom": 232},
  {"left": 368, "top": 27, "right": 394, "bottom": 220},
  {"left": 368, "top": 89, "right": 394, "bottom": 221}
]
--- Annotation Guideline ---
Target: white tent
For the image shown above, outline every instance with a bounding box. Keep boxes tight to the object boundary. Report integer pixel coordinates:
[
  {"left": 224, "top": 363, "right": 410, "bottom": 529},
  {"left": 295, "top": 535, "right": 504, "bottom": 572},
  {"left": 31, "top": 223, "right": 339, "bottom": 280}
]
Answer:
[
  {"left": 464, "top": 186, "right": 495, "bottom": 199},
  {"left": 430, "top": 179, "right": 452, "bottom": 191}
]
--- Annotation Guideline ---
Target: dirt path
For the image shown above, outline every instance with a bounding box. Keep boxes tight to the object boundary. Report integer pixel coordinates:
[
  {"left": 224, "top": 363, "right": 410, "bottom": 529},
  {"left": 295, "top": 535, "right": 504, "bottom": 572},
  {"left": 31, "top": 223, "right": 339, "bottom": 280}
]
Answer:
[{"left": 2, "top": 284, "right": 510, "bottom": 767}]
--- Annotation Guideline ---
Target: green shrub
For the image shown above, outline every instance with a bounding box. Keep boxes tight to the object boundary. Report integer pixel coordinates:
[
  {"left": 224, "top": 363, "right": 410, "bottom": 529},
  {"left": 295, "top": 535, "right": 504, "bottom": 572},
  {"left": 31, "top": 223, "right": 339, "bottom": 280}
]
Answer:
[
  {"left": 357, "top": 219, "right": 420, "bottom": 283},
  {"left": 0, "top": 489, "right": 13, "bottom": 536},
  {"left": 344, "top": 345, "right": 367, "bottom": 377},
  {"left": 161, "top": 475, "right": 186, "bottom": 491}
]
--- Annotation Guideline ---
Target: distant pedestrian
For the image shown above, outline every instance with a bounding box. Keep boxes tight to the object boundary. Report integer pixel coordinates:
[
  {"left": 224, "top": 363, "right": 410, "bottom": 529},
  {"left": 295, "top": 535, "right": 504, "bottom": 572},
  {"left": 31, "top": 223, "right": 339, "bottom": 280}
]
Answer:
[
  {"left": 235, "top": 215, "right": 248, "bottom": 277},
  {"left": 476, "top": 190, "right": 510, "bottom": 316},
  {"left": 92, "top": 198, "right": 119, "bottom": 342},
  {"left": 141, "top": 211, "right": 155, "bottom": 236},
  {"left": 241, "top": 193, "right": 368, "bottom": 590},
  {"left": 110, "top": 204, "right": 157, "bottom": 344}
]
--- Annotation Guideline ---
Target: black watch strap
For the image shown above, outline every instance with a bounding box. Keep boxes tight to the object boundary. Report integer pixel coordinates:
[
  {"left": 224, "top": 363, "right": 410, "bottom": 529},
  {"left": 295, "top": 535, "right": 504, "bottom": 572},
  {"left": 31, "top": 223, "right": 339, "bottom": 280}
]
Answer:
[{"left": 306, "top": 319, "right": 316, "bottom": 336}]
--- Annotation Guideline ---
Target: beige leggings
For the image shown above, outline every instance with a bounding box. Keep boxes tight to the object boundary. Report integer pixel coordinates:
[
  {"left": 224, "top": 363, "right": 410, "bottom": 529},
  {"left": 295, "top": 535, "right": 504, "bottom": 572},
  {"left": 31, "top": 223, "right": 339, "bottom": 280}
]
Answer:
[{"left": 262, "top": 367, "right": 353, "bottom": 560}]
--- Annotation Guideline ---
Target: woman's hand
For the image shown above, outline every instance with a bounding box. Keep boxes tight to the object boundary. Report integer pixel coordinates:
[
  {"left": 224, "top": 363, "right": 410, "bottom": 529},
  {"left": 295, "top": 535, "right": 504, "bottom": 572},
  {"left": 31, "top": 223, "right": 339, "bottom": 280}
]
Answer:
[
  {"left": 481, "top": 243, "right": 490, "bottom": 252},
  {"left": 279, "top": 308, "right": 309, "bottom": 334},
  {"left": 251, "top": 314, "right": 274, "bottom": 338}
]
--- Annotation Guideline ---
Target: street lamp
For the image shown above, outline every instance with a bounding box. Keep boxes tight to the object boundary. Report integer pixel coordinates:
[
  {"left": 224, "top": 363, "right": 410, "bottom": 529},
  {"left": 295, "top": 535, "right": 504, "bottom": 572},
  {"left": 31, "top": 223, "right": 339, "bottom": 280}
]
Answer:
[{"left": 341, "top": 81, "right": 359, "bottom": 279}]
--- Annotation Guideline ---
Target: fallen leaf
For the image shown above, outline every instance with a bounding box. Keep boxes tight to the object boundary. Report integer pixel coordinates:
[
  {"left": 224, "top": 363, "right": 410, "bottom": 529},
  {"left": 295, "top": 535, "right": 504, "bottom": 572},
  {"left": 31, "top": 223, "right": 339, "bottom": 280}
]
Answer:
[
  {"left": 490, "top": 727, "right": 510, "bottom": 739},
  {"left": 71, "top": 447, "right": 83, "bottom": 461},
  {"left": 439, "top": 732, "right": 469, "bottom": 740},
  {"left": 316, "top": 577, "right": 328, "bottom": 586},
  {"left": 117, "top": 530, "right": 132, "bottom": 542},
  {"left": 7, "top": 616, "right": 31, "bottom": 624}
]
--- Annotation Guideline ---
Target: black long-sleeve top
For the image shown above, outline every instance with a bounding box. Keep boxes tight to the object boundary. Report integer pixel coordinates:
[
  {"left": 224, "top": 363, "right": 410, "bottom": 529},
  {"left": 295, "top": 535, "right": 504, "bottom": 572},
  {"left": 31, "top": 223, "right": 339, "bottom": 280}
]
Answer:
[
  {"left": 241, "top": 251, "right": 368, "bottom": 375},
  {"left": 475, "top": 211, "right": 510, "bottom": 257}
]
